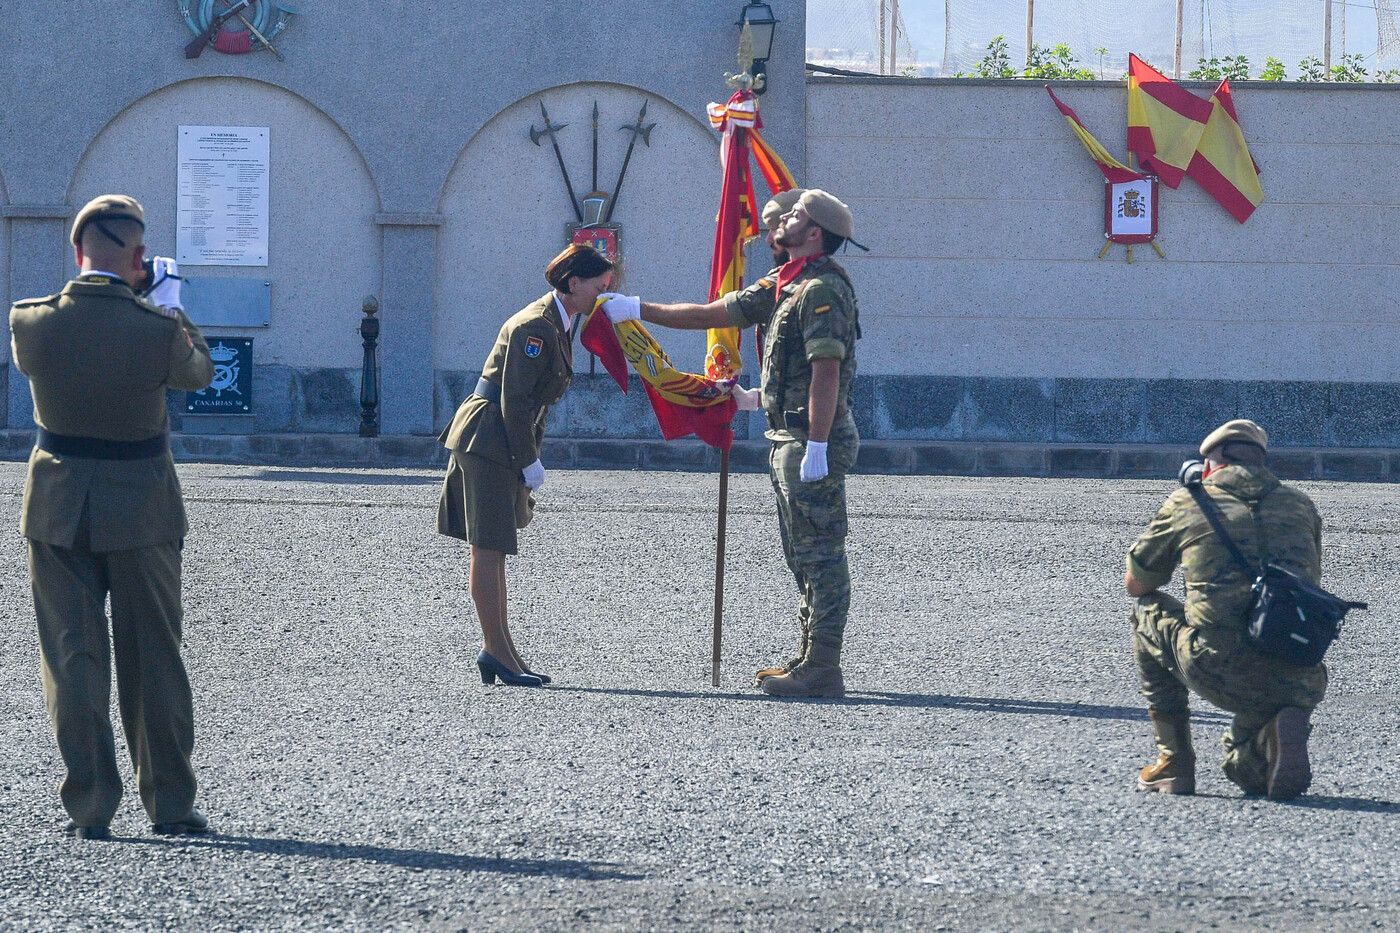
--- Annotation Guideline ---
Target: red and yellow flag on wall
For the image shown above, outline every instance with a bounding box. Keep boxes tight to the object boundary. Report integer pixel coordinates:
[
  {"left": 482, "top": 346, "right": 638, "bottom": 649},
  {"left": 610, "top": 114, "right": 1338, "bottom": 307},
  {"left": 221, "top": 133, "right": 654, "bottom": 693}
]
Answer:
[
  {"left": 1045, "top": 85, "right": 1146, "bottom": 185},
  {"left": 1126, "top": 54, "right": 1212, "bottom": 189},
  {"left": 1123, "top": 55, "right": 1264, "bottom": 223},
  {"left": 1187, "top": 79, "right": 1264, "bottom": 223}
]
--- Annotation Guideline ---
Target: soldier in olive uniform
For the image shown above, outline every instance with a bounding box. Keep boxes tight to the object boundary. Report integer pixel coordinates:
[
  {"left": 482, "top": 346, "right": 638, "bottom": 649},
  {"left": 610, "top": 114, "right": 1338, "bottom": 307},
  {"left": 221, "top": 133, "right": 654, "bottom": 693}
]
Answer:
[
  {"left": 602, "top": 190, "right": 862, "bottom": 698},
  {"left": 1126, "top": 420, "right": 1328, "bottom": 801},
  {"left": 439, "top": 244, "right": 614, "bottom": 687},
  {"left": 10, "top": 195, "right": 215, "bottom": 839}
]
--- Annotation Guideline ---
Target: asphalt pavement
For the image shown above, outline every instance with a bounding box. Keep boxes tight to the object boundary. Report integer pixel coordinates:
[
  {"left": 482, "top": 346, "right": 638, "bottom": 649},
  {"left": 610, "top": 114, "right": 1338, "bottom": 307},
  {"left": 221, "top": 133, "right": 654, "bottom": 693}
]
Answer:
[{"left": 0, "top": 462, "right": 1395, "bottom": 931}]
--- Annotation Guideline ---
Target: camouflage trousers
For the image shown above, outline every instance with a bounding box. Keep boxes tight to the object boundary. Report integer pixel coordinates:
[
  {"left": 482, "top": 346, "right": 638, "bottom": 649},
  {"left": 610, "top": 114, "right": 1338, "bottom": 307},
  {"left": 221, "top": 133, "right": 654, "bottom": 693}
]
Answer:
[
  {"left": 1132, "top": 592, "right": 1328, "bottom": 792},
  {"left": 769, "top": 426, "right": 858, "bottom": 656}
]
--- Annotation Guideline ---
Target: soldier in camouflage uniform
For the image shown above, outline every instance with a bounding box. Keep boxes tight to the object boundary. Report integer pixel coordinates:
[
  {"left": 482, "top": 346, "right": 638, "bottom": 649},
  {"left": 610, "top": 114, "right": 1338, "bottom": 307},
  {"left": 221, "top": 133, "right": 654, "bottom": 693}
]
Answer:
[
  {"left": 601, "top": 190, "right": 862, "bottom": 697},
  {"left": 1125, "top": 420, "right": 1328, "bottom": 801}
]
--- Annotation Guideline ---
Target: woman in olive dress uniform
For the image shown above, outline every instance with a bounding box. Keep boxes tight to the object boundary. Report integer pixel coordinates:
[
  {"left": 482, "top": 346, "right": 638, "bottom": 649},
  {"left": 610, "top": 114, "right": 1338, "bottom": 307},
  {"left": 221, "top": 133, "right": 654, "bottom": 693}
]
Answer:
[{"left": 438, "top": 244, "right": 615, "bottom": 687}]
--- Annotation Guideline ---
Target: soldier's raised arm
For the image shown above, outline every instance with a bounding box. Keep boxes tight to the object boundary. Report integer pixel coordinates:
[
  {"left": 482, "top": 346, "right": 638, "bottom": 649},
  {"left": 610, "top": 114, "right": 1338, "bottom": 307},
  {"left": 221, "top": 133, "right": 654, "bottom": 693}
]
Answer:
[
  {"left": 143, "top": 256, "right": 213, "bottom": 391},
  {"left": 167, "top": 308, "right": 214, "bottom": 391}
]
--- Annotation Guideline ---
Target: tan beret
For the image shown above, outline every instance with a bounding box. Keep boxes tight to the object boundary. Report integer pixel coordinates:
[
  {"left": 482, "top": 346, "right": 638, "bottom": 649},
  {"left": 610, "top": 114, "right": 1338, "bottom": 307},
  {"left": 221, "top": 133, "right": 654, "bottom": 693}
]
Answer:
[
  {"left": 761, "top": 188, "right": 805, "bottom": 231},
  {"left": 71, "top": 194, "right": 145, "bottom": 246},
  {"left": 1200, "top": 419, "right": 1269, "bottom": 457},
  {"left": 798, "top": 189, "right": 854, "bottom": 240}
]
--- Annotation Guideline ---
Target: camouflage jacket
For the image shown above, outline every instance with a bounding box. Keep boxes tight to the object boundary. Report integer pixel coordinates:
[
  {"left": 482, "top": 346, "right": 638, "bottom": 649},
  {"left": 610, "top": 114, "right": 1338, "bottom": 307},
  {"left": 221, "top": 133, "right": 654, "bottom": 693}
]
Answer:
[
  {"left": 723, "top": 255, "right": 859, "bottom": 441},
  {"left": 1127, "top": 465, "right": 1323, "bottom": 636}
]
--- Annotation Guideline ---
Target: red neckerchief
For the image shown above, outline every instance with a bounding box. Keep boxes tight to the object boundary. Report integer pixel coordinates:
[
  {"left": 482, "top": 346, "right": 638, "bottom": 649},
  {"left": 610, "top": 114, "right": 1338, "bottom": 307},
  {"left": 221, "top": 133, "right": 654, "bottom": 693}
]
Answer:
[{"left": 775, "top": 254, "right": 823, "bottom": 295}]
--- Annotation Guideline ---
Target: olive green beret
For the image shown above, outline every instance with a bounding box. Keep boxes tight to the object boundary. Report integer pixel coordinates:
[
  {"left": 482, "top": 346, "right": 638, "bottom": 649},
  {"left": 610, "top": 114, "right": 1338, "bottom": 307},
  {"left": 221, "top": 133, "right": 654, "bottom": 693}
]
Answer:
[
  {"left": 1200, "top": 419, "right": 1269, "bottom": 457},
  {"left": 71, "top": 194, "right": 145, "bottom": 246},
  {"left": 798, "top": 189, "right": 854, "bottom": 240},
  {"left": 761, "top": 188, "right": 805, "bottom": 231}
]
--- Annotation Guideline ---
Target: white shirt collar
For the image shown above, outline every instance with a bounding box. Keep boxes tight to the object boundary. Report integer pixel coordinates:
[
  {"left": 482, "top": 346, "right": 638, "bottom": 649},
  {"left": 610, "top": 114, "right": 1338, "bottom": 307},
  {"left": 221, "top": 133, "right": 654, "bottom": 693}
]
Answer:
[
  {"left": 552, "top": 292, "right": 572, "bottom": 334},
  {"left": 82, "top": 270, "right": 124, "bottom": 280}
]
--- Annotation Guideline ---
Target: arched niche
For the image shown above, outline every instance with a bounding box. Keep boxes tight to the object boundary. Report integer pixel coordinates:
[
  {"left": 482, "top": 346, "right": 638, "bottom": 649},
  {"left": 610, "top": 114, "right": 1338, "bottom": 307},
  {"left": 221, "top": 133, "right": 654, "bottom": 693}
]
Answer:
[
  {"left": 69, "top": 78, "right": 379, "bottom": 367},
  {"left": 436, "top": 82, "right": 722, "bottom": 371}
]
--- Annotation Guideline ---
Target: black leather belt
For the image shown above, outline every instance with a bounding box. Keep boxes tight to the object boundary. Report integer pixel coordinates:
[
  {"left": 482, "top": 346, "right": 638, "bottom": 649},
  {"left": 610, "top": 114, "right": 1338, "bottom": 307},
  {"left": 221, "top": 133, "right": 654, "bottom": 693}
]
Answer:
[
  {"left": 36, "top": 428, "right": 167, "bottom": 461},
  {"left": 471, "top": 377, "right": 502, "bottom": 405}
]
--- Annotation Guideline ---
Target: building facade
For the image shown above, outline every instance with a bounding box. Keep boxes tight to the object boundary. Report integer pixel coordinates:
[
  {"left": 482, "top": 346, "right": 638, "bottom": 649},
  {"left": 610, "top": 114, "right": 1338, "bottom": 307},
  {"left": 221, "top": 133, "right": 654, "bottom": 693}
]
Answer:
[{"left": 3, "top": 5, "right": 1397, "bottom": 472}]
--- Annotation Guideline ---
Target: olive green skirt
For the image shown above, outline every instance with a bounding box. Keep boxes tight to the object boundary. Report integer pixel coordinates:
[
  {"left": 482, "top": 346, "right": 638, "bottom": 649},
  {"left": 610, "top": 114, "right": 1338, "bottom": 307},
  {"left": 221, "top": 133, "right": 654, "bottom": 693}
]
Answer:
[{"left": 436, "top": 451, "right": 534, "bottom": 554}]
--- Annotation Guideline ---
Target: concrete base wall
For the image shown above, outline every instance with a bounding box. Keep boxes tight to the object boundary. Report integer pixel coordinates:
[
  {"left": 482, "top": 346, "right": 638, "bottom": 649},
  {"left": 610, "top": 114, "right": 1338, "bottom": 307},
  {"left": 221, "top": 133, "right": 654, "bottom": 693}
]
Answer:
[{"left": 0, "top": 430, "right": 1394, "bottom": 483}]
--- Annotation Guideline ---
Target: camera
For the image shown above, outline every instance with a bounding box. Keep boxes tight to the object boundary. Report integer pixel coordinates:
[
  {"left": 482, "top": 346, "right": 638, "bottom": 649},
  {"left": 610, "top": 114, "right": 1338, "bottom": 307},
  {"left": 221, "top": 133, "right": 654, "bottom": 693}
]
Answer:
[
  {"left": 1178, "top": 459, "right": 1205, "bottom": 487},
  {"left": 137, "top": 257, "right": 157, "bottom": 297}
]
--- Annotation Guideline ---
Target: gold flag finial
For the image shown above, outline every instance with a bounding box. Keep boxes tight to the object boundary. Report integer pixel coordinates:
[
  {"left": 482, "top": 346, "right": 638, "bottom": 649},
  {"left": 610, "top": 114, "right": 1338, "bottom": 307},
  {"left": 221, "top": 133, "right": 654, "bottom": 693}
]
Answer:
[
  {"left": 724, "top": 22, "right": 765, "bottom": 92},
  {"left": 737, "top": 22, "right": 755, "bottom": 73}
]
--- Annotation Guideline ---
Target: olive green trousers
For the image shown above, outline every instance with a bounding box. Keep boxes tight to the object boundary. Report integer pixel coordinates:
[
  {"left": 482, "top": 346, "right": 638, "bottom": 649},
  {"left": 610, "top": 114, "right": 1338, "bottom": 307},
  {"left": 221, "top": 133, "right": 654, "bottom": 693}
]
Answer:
[{"left": 29, "top": 537, "right": 196, "bottom": 827}]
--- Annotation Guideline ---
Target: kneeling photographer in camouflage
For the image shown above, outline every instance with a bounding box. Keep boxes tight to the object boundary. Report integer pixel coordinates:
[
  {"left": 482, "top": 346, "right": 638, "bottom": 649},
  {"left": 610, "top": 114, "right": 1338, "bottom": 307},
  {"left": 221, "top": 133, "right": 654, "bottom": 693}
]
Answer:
[{"left": 1124, "top": 420, "right": 1335, "bottom": 801}]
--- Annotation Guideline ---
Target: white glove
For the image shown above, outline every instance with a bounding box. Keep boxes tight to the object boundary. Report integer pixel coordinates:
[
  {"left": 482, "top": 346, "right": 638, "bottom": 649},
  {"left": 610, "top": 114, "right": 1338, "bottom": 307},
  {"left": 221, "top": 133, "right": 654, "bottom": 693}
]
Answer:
[
  {"left": 146, "top": 256, "right": 183, "bottom": 310},
  {"left": 732, "top": 385, "right": 760, "bottom": 412},
  {"left": 800, "top": 441, "right": 829, "bottom": 483},
  {"left": 521, "top": 459, "right": 546, "bottom": 491},
  {"left": 601, "top": 294, "right": 641, "bottom": 324}
]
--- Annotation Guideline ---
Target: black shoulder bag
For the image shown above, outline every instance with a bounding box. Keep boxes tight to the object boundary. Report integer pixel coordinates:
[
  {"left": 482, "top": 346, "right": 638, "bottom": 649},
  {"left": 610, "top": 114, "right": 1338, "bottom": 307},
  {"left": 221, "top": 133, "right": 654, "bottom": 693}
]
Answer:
[{"left": 1180, "top": 467, "right": 1365, "bottom": 667}]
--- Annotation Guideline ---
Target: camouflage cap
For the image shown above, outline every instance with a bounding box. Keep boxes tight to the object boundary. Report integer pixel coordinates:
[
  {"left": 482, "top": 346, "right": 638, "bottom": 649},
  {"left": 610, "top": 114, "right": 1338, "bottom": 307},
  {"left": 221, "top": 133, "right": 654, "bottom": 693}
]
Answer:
[
  {"left": 798, "top": 189, "right": 854, "bottom": 239},
  {"left": 1200, "top": 418, "right": 1269, "bottom": 457},
  {"left": 70, "top": 194, "right": 145, "bottom": 246},
  {"left": 761, "top": 188, "right": 805, "bottom": 231}
]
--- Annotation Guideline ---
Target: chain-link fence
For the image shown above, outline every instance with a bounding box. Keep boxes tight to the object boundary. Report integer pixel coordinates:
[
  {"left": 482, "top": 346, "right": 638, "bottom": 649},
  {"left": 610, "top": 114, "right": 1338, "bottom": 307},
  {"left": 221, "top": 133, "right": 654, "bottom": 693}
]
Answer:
[
  {"left": 807, "top": 1, "right": 1400, "bottom": 79},
  {"left": 807, "top": 0, "right": 919, "bottom": 74}
]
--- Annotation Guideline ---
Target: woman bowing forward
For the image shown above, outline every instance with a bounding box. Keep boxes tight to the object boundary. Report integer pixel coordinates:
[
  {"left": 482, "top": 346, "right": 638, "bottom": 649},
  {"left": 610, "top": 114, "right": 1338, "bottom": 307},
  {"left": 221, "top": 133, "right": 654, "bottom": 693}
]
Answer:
[{"left": 438, "top": 244, "right": 614, "bottom": 687}]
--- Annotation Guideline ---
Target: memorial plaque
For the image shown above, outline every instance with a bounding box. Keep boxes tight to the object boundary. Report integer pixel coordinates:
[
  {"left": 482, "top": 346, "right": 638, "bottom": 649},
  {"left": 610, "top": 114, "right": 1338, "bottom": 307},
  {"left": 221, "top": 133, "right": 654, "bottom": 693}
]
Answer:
[
  {"left": 186, "top": 338, "right": 253, "bottom": 414},
  {"left": 182, "top": 277, "right": 272, "bottom": 328},
  {"left": 177, "top": 126, "right": 270, "bottom": 266}
]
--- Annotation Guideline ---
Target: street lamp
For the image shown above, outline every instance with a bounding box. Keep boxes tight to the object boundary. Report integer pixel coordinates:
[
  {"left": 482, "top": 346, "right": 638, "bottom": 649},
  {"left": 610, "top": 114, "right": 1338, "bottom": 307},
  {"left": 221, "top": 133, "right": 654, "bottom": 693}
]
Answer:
[{"left": 736, "top": 1, "right": 778, "bottom": 94}]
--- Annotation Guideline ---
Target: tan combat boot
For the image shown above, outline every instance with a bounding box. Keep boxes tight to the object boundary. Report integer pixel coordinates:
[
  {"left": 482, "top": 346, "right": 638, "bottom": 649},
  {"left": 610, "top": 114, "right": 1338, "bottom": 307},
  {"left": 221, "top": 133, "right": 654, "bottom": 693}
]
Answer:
[
  {"left": 1137, "top": 710, "right": 1196, "bottom": 795},
  {"left": 759, "top": 639, "right": 844, "bottom": 698},
  {"left": 754, "top": 621, "right": 810, "bottom": 683},
  {"left": 1256, "top": 706, "right": 1312, "bottom": 801}
]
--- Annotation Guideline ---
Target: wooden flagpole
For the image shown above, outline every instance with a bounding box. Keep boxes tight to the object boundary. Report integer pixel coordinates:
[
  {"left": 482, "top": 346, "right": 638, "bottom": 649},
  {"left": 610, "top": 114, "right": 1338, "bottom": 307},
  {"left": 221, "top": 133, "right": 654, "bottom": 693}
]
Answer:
[{"left": 712, "top": 446, "right": 729, "bottom": 687}]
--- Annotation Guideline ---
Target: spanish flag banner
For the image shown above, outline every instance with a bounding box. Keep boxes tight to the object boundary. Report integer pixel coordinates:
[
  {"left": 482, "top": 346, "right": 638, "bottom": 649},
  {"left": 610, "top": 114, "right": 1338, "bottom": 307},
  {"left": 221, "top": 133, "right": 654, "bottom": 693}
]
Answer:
[
  {"left": 1186, "top": 79, "right": 1264, "bottom": 224},
  {"left": 1045, "top": 85, "right": 1146, "bottom": 185},
  {"left": 576, "top": 88, "right": 798, "bottom": 452},
  {"left": 750, "top": 128, "right": 798, "bottom": 203},
  {"left": 1127, "top": 54, "right": 1212, "bottom": 189},
  {"left": 703, "top": 89, "right": 796, "bottom": 382},
  {"left": 579, "top": 305, "right": 737, "bottom": 450}
]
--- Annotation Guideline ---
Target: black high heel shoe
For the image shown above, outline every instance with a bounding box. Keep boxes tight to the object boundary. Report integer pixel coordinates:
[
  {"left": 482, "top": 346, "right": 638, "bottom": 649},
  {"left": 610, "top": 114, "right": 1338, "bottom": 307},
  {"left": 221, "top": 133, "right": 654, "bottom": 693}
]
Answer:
[
  {"left": 477, "top": 651, "right": 544, "bottom": 687},
  {"left": 521, "top": 667, "right": 552, "bottom": 685}
]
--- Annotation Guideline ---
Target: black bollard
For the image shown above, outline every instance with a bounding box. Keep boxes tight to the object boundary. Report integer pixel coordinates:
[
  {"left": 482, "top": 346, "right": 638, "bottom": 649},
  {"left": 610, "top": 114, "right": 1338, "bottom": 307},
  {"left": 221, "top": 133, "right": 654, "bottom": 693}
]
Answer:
[{"left": 359, "top": 295, "right": 380, "bottom": 437}]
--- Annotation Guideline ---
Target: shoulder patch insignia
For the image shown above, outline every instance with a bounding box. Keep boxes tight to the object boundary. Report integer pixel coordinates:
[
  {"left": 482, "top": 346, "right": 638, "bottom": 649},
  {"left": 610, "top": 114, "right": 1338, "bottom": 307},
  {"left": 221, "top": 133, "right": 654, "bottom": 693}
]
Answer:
[
  {"left": 757, "top": 277, "right": 774, "bottom": 289},
  {"left": 813, "top": 304, "right": 831, "bottom": 315},
  {"left": 137, "top": 298, "right": 179, "bottom": 319},
  {"left": 524, "top": 335, "right": 544, "bottom": 358}
]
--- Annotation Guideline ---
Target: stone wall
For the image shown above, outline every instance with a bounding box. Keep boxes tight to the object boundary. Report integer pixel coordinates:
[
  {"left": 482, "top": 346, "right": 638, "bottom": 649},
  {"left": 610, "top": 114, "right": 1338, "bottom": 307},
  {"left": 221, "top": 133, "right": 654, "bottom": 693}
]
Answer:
[
  {"left": 803, "top": 77, "right": 1400, "bottom": 448},
  {"left": 0, "top": 3, "right": 808, "bottom": 436},
  {"left": 5, "top": 8, "right": 1399, "bottom": 454}
]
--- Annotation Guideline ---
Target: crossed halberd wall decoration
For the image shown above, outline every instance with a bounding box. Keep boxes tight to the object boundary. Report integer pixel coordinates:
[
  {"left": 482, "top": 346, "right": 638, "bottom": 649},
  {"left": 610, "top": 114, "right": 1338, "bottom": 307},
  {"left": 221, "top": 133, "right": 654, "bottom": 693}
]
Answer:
[{"left": 528, "top": 99, "right": 658, "bottom": 264}]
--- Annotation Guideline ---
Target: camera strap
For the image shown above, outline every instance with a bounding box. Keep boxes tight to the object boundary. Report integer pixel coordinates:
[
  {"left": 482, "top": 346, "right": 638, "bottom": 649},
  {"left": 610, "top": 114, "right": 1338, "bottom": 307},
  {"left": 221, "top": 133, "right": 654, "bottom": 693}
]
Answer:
[{"left": 1183, "top": 483, "right": 1259, "bottom": 578}]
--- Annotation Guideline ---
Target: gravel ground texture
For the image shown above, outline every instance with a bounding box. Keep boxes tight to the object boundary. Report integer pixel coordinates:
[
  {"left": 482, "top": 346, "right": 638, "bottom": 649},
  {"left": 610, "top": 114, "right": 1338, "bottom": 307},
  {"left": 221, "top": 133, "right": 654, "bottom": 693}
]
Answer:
[{"left": 0, "top": 462, "right": 1395, "bottom": 932}]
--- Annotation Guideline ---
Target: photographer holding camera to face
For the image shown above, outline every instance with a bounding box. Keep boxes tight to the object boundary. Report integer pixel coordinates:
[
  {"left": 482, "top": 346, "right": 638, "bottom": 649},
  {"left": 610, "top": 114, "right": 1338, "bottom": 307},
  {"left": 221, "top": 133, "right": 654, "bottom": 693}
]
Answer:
[
  {"left": 9, "top": 194, "right": 214, "bottom": 840},
  {"left": 1123, "top": 419, "right": 1344, "bottom": 802}
]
